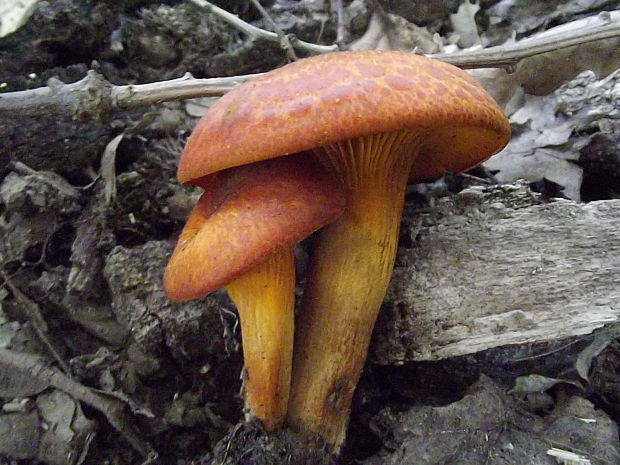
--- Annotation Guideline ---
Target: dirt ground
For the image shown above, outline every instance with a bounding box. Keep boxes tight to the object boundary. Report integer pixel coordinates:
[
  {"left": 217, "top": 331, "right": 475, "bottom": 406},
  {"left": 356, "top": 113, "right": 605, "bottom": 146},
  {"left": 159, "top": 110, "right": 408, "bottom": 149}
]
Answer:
[{"left": 1, "top": 1, "right": 619, "bottom": 464}]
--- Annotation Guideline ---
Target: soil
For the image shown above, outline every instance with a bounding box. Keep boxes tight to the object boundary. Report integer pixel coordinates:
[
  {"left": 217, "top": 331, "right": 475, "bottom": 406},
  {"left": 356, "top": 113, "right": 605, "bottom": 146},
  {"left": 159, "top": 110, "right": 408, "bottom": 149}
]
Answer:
[{"left": 1, "top": 1, "right": 619, "bottom": 464}]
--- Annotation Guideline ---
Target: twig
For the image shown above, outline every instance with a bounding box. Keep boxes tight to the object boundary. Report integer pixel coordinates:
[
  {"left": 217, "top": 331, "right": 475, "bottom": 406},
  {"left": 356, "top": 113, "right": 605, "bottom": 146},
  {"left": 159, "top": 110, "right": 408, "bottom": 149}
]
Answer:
[
  {"left": 188, "top": 0, "right": 335, "bottom": 55},
  {"left": 431, "top": 10, "right": 620, "bottom": 69},
  {"left": 0, "top": 347, "right": 153, "bottom": 458},
  {"left": 8, "top": 161, "right": 39, "bottom": 176},
  {"left": 0, "top": 266, "right": 71, "bottom": 374},
  {"left": 507, "top": 338, "right": 586, "bottom": 362},
  {"left": 0, "top": 71, "right": 255, "bottom": 120},
  {"left": 220, "top": 423, "right": 243, "bottom": 465},
  {"left": 0, "top": 11, "right": 618, "bottom": 120},
  {"left": 248, "top": 0, "right": 297, "bottom": 61}
]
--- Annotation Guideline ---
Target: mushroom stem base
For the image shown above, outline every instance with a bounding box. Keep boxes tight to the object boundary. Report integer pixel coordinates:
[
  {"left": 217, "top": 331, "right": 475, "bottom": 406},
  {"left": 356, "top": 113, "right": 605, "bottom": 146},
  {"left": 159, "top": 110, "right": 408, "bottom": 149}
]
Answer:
[{"left": 227, "top": 246, "right": 295, "bottom": 431}]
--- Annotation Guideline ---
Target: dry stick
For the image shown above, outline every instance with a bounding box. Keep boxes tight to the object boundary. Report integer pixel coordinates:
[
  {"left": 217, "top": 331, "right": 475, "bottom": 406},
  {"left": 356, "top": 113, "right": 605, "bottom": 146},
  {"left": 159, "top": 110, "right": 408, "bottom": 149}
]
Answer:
[
  {"left": 0, "top": 347, "right": 152, "bottom": 458},
  {"left": 0, "top": 11, "right": 618, "bottom": 119},
  {"left": 248, "top": 0, "right": 298, "bottom": 61},
  {"left": 432, "top": 10, "right": 620, "bottom": 69},
  {"left": 0, "top": 72, "right": 255, "bottom": 119},
  {"left": 188, "top": 0, "right": 335, "bottom": 55}
]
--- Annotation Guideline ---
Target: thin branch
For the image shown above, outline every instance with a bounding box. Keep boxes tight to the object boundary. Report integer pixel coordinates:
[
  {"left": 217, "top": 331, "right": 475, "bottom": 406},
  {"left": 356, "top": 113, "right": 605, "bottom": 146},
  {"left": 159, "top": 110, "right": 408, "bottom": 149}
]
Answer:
[
  {"left": 431, "top": 10, "right": 620, "bottom": 69},
  {"left": 0, "top": 10, "right": 618, "bottom": 120},
  {"left": 0, "top": 347, "right": 153, "bottom": 458},
  {"left": 0, "top": 72, "right": 256, "bottom": 120},
  {"left": 248, "top": 0, "right": 298, "bottom": 61},
  {"left": 188, "top": 0, "right": 336, "bottom": 55}
]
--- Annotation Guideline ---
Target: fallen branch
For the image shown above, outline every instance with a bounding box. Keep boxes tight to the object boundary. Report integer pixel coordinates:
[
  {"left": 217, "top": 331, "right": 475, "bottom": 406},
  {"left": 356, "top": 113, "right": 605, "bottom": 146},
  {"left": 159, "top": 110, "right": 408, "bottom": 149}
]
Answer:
[
  {"left": 432, "top": 10, "right": 620, "bottom": 69},
  {"left": 0, "top": 72, "right": 255, "bottom": 120},
  {"left": 0, "top": 11, "right": 618, "bottom": 120},
  {"left": 372, "top": 185, "right": 620, "bottom": 363}
]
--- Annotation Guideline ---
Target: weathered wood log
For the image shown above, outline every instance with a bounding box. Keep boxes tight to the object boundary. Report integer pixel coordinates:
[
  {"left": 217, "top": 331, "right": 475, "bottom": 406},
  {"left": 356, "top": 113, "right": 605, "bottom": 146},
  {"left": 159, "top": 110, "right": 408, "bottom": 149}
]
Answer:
[{"left": 372, "top": 182, "right": 620, "bottom": 363}]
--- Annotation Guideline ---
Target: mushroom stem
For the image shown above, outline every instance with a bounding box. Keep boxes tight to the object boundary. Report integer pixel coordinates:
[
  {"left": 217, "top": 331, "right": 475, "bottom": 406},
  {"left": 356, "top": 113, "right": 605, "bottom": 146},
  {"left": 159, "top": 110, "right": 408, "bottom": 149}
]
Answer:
[
  {"left": 226, "top": 246, "right": 295, "bottom": 431},
  {"left": 287, "top": 129, "right": 423, "bottom": 451}
]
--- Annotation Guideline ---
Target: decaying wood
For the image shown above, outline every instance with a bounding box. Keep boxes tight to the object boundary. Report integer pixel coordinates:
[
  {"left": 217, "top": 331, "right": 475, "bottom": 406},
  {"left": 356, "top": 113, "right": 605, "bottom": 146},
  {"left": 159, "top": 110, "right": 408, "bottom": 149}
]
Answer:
[{"left": 372, "top": 184, "right": 620, "bottom": 364}]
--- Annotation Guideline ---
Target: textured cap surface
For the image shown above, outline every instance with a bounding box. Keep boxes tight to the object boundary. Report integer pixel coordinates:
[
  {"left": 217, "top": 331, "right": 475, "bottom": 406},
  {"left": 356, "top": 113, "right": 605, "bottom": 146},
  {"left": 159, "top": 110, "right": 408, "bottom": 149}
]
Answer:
[
  {"left": 178, "top": 50, "right": 510, "bottom": 184},
  {"left": 164, "top": 153, "right": 345, "bottom": 301}
]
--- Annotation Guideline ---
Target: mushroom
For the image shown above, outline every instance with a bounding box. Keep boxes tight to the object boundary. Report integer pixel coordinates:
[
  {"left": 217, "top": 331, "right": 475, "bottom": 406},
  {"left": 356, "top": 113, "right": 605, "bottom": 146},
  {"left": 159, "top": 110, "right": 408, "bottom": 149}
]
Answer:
[
  {"left": 164, "top": 153, "right": 345, "bottom": 431},
  {"left": 170, "top": 50, "right": 510, "bottom": 450},
  {"left": 287, "top": 52, "right": 511, "bottom": 451}
]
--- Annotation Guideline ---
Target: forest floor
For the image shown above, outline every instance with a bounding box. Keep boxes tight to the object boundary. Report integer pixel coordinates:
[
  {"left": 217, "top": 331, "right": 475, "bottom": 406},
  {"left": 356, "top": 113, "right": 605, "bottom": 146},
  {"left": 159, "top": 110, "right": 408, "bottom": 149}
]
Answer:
[{"left": 1, "top": 1, "right": 619, "bottom": 464}]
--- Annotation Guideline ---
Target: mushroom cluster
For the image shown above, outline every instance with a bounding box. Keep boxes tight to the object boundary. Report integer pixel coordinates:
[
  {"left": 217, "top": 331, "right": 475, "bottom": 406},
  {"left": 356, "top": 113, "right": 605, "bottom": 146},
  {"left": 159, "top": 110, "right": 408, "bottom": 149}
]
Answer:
[{"left": 165, "top": 50, "right": 510, "bottom": 452}]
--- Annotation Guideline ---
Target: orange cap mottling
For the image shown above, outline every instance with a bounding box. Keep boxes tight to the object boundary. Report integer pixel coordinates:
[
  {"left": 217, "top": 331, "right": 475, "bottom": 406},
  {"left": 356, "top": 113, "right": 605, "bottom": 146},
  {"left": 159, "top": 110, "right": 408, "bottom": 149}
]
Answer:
[
  {"left": 164, "top": 153, "right": 345, "bottom": 301},
  {"left": 178, "top": 50, "right": 510, "bottom": 184}
]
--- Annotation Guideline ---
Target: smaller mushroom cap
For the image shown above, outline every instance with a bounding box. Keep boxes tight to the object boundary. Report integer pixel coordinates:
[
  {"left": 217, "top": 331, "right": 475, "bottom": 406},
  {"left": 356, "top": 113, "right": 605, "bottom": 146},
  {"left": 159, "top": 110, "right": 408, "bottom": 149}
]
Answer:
[{"left": 164, "top": 154, "right": 345, "bottom": 301}]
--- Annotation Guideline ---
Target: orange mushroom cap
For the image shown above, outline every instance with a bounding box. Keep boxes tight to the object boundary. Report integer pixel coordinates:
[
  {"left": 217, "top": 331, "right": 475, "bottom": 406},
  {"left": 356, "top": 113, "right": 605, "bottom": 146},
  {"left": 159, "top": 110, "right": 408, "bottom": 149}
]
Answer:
[
  {"left": 164, "top": 154, "right": 345, "bottom": 301},
  {"left": 177, "top": 50, "right": 510, "bottom": 185}
]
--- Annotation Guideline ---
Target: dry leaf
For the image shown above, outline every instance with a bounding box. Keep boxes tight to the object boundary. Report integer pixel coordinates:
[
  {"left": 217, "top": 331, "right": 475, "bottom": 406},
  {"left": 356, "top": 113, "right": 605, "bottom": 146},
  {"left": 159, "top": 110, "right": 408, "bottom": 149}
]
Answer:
[
  {"left": 450, "top": 0, "right": 481, "bottom": 47},
  {"left": 509, "top": 374, "right": 583, "bottom": 395},
  {"left": 575, "top": 324, "right": 620, "bottom": 381},
  {"left": 0, "top": 0, "right": 39, "bottom": 37},
  {"left": 100, "top": 134, "right": 124, "bottom": 206}
]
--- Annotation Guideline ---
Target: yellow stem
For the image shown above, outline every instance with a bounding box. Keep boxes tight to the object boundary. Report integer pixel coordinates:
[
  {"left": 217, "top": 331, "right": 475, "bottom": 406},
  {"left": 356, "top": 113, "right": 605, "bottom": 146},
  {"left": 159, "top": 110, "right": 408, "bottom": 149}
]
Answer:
[
  {"left": 226, "top": 246, "right": 295, "bottom": 431},
  {"left": 287, "top": 130, "right": 423, "bottom": 450}
]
